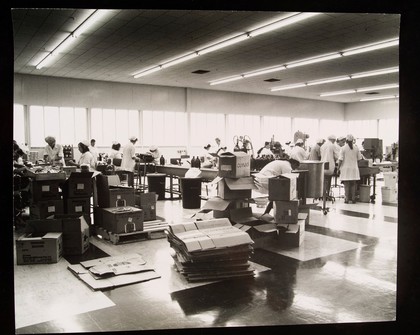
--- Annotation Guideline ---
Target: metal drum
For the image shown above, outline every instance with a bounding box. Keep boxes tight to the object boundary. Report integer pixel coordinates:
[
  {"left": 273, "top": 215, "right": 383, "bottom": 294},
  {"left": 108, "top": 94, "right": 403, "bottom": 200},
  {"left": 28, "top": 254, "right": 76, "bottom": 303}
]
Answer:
[{"left": 299, "top": 161, "right": 325, "bottom": 198}]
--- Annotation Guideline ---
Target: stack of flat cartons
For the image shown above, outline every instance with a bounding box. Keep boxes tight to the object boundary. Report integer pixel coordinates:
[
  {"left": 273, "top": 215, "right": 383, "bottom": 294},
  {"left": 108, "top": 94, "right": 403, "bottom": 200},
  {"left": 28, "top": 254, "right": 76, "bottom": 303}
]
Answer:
[
  {"left": 269, "top": 173, "right": 306, "bottom": 247},
  {"left": 94, "top": 174, "right": 144, "bottom": 235},
  {"left": 167, "top": 218, "right": 255, "bottom": 282}
]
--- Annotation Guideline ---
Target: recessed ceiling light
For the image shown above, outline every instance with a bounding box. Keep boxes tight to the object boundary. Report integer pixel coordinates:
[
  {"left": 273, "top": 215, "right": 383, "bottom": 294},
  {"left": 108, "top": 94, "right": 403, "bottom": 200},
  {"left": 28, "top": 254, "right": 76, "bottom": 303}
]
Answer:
[{"left": 191, "top": 70, "right": 210, "bottom": 74}]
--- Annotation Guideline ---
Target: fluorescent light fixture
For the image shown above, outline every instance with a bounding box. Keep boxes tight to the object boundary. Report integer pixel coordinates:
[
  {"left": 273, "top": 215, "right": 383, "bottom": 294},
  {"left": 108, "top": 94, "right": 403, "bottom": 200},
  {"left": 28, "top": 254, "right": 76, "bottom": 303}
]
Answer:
[
  {"left": 249, "top": 12, "right": 320, "bottom": 37},
  {"left": 209, "top": 76, "right": 244, "bottom": 86},
  {"left": 356, "top": 83, "right": 399, "bottom": 93},
  {"left": 286, "top": 53, "right": 342, "bottom": 69},
  {"left": 360, "top": 95, "right": 399, "bottom": 102},
  {"left": 36, "top": 9, "right": 107, "bottom": 70},
  {"left": 307, "top": 76, "right": 350, "bottom": 86},
  {"left": 197, "top": 35, "right": 250, "bottom": 55},
  {"left": 133, "top": 66, "right": 162, "bottom": 78},
  {"left": 320, "top": 89, "right": 356, "bottom": 97},
  {"left": 351, "top": 67, "right": 399, "bottom": 79},
  {"left": 342, "top": 38, "right": 399, "bottom": 56},
  {"left": 243, "top": 65, "right": 287, "bottom": 78},
  {"left": 271, "top": 83, "right": 307, "bottom": 92},
  {"left": 320, "top": 84, "right": 399, "bottom": 97},
  {"left": 161, "top": 53, "right": 198, "bottom": 68}
]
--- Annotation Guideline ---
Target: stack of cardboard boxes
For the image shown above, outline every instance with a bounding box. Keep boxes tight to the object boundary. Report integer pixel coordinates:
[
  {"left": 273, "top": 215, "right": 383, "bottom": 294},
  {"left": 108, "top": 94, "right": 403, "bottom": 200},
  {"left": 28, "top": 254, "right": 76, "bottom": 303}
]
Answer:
[
  {"left": 94, "top": 174, "right": 144, "bottom": 235},
  {"left": 269, "top": 173, "right": 306, "bottom": 247},
  {"left": 17, "top": 170, "right": 93, "bottom": 265},
  {"left": 201, "top": 151, "right": 254, "bottom": 220}
]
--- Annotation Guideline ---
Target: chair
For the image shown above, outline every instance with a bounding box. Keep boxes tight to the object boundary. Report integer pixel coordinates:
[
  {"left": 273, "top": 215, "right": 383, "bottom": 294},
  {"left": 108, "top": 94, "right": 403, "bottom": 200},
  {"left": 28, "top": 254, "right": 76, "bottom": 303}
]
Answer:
[{"left": 112, "top": 158, "right": 122, "bottom": 167}]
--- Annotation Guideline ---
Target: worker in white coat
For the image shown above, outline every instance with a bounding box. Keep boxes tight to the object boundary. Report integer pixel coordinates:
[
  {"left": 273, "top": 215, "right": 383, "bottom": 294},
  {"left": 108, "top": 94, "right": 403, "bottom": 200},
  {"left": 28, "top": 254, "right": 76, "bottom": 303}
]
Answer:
[
  {"left": 289, "top": 138, "right": 309, "bottom": 162},
  {"left": 320, "top": 135, "right": 340, "bottom": 200},
  {"left": 121, "top": 136, "right": 139, "bottom": 172},
  {"left": 337, "top": 134, "right": 363, "bottom": 204}
]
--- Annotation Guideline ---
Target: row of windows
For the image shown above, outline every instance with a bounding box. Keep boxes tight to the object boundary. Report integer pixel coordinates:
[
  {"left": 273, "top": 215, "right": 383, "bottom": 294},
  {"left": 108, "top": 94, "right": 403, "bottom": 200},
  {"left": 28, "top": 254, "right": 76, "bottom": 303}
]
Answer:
[{"left": 13, "top": 104, "right": 399, "bottom": 149}]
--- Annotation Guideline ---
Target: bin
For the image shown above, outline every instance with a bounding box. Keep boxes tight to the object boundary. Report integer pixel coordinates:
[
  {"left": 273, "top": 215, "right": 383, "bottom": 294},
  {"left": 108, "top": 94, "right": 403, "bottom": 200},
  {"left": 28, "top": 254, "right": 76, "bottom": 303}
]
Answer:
[
  {"left": 381, "top": 186, "right": 397, "bottom": 203},
  {"left": 383, "top": 172, "right": 398, "bottom": 189},
  {"left": 180, "top": 177, "right": 202, "bottom": 209},
  {"left": 298, "top": 161, "right": 324, "bottom": 198},
  {"left": 147, "top": 173, "right": 166, "bottom": 200},
  {"left": 358, "top": 184, "right": 371, "bottom": 203}
]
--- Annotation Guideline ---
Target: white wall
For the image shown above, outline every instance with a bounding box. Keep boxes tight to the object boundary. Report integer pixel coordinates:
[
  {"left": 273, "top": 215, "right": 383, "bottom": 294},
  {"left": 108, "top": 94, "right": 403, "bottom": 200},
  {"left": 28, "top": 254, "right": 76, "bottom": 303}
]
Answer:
[
  {"left": 14, "top": 74, "right": 345, "bottom": 119},
  {"left": 344, "top": 99, "right": 399, "bottom": 120}
]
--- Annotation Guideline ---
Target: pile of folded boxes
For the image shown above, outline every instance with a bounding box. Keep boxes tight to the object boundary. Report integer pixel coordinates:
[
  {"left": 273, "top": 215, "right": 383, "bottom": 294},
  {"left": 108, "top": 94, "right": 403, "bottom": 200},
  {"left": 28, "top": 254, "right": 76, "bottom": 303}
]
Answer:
[{"left": 167, "top": 218, "right": 255, "bottom": 282}]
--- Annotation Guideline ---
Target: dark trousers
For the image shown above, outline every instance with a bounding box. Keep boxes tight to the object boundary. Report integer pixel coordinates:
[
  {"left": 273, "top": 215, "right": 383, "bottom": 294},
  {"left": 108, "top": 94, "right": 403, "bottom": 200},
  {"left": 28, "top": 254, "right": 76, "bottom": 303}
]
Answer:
[{"left": 343, "top": 180, "right": 357, "bottom": 202}]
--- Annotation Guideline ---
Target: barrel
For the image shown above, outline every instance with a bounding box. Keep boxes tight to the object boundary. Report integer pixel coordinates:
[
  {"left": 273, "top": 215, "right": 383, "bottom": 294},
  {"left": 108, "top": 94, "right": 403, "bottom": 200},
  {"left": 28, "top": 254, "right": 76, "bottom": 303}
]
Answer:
[
  {"left": 298, "top": 161, "right": 325, "bottom": 198},
  {"left": 359, "top": 184, "right": 371, "bottom": 203},
  {"left": 147, "top": 173, "right": 166, "bottom": 200},
  {"left": 180, "top": 177, "right": 202, "bottom": 209}
]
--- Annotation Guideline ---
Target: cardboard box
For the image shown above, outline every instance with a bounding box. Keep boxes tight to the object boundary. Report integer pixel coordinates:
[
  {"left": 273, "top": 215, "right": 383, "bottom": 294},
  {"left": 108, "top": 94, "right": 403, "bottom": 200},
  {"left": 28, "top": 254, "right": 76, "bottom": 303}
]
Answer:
[
  {"left": 229, "top": 207, "right": 260, "bottom": 226},
  {"left": 16, "top": 232, "right": 63, "bottom": 265},
  {"left": 101, "top": 206, "right": 144, "bottom": 234},
  {"left": 30, "top": 199, "right": 64, "bottom": 219},
  {"left": 273, "top": 200, "right": 299, "bottom": 224},
  {"left": 96, "top": 174, "right": 135, "bottom": 208},
  {"left": 201, "top": 197, "right": 246, "bottom": 218},
  {"left": 30, "top": 180, "right": 62, "bottom": 201},
  {"left": 277, "top": 219, "right": 305, "bottom": 247},
  {"left": 65, "top": 197, "right": 91, "bottom": 215},
  {"left": 62, "top": 172, "right": 94, "bottom": 198},
  {"left": 134, "top": 192, "right": 157, "bottom": 221},
  {"left": 26, "top": 169, "right": 66, "bottom": 181},
  {"left": 25, "top": 214, "right": 90, "bottom": 255},
  {"left": 218, "top": 151, "right": 251, "bottom": 178},
  {"left": 234, "top": 222, "right": 277, "bottom": 249},
  {"left": 268, "top": 173, "right": 298, "bottom": 201},
  {"left": 216, "top": 176, "right": 254, "bottom": 200}
]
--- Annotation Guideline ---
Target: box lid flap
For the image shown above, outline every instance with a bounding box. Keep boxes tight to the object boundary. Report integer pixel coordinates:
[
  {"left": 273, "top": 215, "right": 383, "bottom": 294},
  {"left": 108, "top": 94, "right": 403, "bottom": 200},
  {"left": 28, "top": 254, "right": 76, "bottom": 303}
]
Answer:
[
  {"left": 219, "top": 151, "right": 249, "bottom": 158},
  {"left": 201, "top": 197, "right": 231, "bottom": 211},
  {"left": 223, "top": 177, "right": 254, "bottom": 190}
]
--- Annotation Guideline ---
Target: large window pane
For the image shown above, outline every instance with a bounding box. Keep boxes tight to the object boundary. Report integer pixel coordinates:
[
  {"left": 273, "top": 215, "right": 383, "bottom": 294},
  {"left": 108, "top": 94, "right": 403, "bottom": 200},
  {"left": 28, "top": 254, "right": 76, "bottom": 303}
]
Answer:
[
  {"left": 347, "top": 120, "right": 377, "bottom": 140},
  {"left": 102, "top": 109, "right": 116, "bottom": 145},
  {"left": 13, "top": 104, "right": 25, "bottom": 144},
  {"left": 190, "top": 113, "right": 225, "bottom": 147},
  {"left": 319, "top": 119, "right": 346, "bottom": 140},
  {"left": 116, "top": 109, "right": 129, "bottom": 145},
  {"left": 29, "top": 106, "right": 45, "bottom": 147},
  {"left": 226, "top": 114, "right": 260, "bottom": 154},
  {"left": 262, "top": 116, "right": 292, "bottom": 146},
  {"left": 293, "top": 118, "right": 319, "bottom": 144},
  {"left": 128, "top": 110, "right": 139, "bottom": 143},
  {"left": 74, "top": 108, "right": 87, "bottom": 143},
  {"left": 59, "top": 107, "right": 75, "bottom": 145},
  {"left": 44, "top": 106, "right": 60, "bottom": 139},
  {"left": 379, "top": 118, "right": 399, "bottom": 148}
]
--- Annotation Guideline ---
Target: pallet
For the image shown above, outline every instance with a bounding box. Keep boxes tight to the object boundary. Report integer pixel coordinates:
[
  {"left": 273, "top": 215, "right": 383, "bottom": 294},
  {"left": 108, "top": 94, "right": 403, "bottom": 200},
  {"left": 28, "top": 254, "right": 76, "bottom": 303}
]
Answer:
[{"left": 95, "top": 222, "right": 169, "bottom": 244}]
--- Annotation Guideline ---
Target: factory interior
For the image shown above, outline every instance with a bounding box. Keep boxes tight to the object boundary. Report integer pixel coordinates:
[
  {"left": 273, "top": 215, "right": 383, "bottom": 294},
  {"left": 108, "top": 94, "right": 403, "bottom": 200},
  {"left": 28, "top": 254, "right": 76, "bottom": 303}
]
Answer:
[{"left": 3, "top": 3, "right": 420, "bottom": 335}]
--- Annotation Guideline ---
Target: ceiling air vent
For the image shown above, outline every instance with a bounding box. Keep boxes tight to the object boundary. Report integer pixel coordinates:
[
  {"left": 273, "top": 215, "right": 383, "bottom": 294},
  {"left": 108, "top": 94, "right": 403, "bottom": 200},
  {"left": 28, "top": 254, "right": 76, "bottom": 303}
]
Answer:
[
  {"left": 264, "top": 78, "right": 281, "bottom": 82},
  {"left": 191, "top": 70, "right": 210, "bottom": 74},
  {"left": 365, "top": 92, "right": 379, "bottom": 95}
]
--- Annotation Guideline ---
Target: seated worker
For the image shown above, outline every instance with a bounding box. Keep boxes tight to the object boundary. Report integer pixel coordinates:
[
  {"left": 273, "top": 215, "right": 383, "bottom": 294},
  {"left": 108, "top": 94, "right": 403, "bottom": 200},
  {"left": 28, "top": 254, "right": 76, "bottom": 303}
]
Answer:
[
  {"left": 67, "top": 141, "right": 96, "bottom": 170},
  {"left": 214, "top": 137, "right": 227, "bottom": 155},
  {"left": 43, "top": 136, "right": 65, "bottom": 165},
  {"left": 257, "top": 141, "right": 274, "bottom": 158},
  {"left": 309, "top": 138, "right": 325, "bottom": 161},
  {"left": 202, "top": 144, "right": 216, "bottom": 168},
  {"left": 252, "top": 158, "right": 300, "bottom": 214},
  {"left": 108, "top": 142, "right": 122, "bottom": 160}
]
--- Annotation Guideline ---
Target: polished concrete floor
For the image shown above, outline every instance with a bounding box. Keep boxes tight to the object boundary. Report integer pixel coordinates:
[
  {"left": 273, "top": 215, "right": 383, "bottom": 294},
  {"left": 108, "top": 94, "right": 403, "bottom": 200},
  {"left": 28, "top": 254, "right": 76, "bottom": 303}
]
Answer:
[{"left": 12, "top": 176, "right": 402, "bottom": 334}]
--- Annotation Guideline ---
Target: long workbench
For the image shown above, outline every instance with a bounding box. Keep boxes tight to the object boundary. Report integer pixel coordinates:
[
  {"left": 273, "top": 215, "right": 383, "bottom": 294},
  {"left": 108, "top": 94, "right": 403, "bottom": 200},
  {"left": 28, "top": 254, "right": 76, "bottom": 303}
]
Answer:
[{"left": 154, "top": 165, "right": 219, "bottom": 200}]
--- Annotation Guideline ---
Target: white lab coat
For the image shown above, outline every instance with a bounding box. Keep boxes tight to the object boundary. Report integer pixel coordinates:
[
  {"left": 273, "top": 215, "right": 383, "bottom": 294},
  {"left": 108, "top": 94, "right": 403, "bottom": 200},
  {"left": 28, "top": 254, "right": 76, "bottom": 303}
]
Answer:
[
  {"left": 253, "top": 160, "right": 292, "bottom": 194},
  {"left": 121, "top": 142, "right": 136, "bottom": 172},
  {"left": 289, "top": 145, "right": 309, "bottom": 162},
  {"left": 320, "top": 141, "right": 339, "bottom": 175},
  {"left": 338, "top": 144, "right": 363, "bottom": 181}
]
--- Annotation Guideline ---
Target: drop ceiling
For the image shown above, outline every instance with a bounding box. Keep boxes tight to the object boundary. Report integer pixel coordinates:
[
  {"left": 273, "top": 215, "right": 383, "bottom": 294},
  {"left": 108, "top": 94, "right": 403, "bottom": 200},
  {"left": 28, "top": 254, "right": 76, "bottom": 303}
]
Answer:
[{"left": 12, "top": 8, "right": 400, "bottom": 103}]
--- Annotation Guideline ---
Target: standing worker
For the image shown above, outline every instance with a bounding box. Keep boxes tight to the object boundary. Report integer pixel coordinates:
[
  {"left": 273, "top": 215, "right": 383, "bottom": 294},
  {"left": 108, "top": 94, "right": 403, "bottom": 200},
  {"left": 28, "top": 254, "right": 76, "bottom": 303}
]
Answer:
[
  {"left": 320, "top": 135, "right": 340, "bottom": 200},
  {"left": 257, "top": 141, "right": 274, "bottom": 158},
  {"left": 214, "top": 137, "right": 227, "bottom": 155},
  {"left": 309, "top": 138, "right": 325, "bottom": 161},
  {"left": 89, "top": 139, "right": 99, "bottom": 164},
  {"left": 289, "top": 139, "right": 309, "bottom": 162},
  {"left": 121, "top": 136, "right": 139, "bottom": 172},
  {"left": 337, "top": 134, "right": 363, "bottom": 204},
  {"left": 43, "top": 136, "right": 65, "bottom": 166}
]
